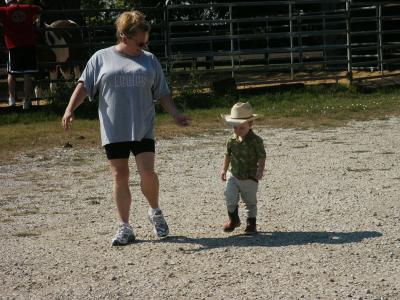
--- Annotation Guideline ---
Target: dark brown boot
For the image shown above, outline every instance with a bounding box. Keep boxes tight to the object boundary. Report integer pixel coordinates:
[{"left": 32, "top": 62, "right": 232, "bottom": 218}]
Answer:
[
  {"left": 223, "top": 206, "right": 241, "bottom": 232},
  {"left": 244, "top": 218, "right": 257, "bottom": 234}
]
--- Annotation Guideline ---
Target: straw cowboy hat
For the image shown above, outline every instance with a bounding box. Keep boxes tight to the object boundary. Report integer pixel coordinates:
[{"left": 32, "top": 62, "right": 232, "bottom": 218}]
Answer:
[{"left": 222, "top": 102, "right": 261, "bottom": 126}]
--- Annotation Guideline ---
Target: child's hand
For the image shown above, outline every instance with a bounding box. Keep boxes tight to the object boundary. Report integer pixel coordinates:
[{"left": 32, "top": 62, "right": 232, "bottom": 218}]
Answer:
[{"left": 220, "top": 171, "right": 227, "bottom": 181}]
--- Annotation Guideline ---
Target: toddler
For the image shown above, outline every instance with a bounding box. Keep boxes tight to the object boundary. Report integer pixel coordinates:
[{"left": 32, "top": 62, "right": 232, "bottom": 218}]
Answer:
[{"left": 221, "top": 102, "right": 266, "bottom": 233}]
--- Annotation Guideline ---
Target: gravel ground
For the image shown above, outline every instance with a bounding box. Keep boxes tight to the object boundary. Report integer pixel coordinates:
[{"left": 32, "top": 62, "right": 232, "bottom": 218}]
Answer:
[{"left": 1, "top": 117, "right": 400, "bottom": 299}]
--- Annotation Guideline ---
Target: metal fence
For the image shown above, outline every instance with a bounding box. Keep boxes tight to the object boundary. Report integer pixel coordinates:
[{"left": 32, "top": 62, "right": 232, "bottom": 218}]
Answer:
[
  {"left": 163, "top": 0, "right": 400, "bottom": 88},
  {"left": 1, "top": 0, "right": 400, "bottom": 97}
]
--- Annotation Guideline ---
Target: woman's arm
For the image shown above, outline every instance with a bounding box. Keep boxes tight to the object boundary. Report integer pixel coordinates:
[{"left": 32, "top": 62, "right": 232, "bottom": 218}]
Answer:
[
  {"left": 159, "top": 94, "right": 190, "bottom": 126},
  {"left": 61, "top": 82, "right": 88, "bottom": 131}
]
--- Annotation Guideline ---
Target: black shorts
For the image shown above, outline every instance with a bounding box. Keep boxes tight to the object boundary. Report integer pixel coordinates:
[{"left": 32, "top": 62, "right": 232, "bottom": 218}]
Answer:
[
  {"left": 104, "top": 139, "right": 155, "bottom": 160},
  {"left": 7, "top": 46, "right": 38, "bottom": 74}
]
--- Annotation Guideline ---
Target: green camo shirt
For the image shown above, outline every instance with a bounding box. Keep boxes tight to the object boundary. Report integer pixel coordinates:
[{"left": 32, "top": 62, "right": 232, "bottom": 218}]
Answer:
[{"left": 225, "top": 129, "right": 266, "bottom": 180}]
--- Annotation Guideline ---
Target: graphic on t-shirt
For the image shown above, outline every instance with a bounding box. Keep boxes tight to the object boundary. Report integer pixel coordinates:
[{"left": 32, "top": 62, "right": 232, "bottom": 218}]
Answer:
[{"left": 114, "top": 71, "right": 148, "bottom": 88}]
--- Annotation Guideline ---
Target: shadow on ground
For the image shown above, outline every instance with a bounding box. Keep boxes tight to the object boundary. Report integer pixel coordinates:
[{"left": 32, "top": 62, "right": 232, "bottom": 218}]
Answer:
[{"left": 154, "top": 231, "right": 382, "bottom": 252}]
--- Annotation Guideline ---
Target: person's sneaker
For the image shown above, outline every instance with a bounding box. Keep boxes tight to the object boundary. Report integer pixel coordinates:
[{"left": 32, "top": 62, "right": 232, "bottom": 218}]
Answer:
[
  {"left": 148, "top": 208, "right": 169, "bottom": 238},
  {"left": 23, "top": 100, "right": 31, "bottom": 110},
  {"left": 111, "top": 223, "right": 135, "bottom": 246},
  {"left": 8, "top": 97, "right": 16, "bottom": 106}
]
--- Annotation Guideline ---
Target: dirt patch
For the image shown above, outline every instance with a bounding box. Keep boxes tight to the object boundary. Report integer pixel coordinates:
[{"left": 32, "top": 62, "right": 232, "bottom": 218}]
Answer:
[{"left": 1, "top": 118, "right": 399, "bottom": 299}]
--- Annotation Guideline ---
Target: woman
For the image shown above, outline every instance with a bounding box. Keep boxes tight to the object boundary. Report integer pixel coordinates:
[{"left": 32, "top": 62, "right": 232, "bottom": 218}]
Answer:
[{"left": 62, "top": 11, "right": 189, "bottom": 246}]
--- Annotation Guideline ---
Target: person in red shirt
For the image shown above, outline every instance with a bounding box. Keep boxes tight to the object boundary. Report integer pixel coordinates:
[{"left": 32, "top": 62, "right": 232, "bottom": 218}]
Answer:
[{"left": 0, "top": 0, "right": 41, "bottom": 109}]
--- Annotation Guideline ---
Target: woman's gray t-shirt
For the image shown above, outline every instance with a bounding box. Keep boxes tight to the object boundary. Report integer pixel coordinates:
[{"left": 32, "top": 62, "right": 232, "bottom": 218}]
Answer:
[{"left": 79, "top": 46, "right": 170, "bottom": 146}]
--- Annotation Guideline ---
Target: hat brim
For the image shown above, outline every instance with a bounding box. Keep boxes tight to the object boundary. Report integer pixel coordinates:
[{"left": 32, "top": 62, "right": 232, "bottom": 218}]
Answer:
[{"left": 221, "top": 114, "right": 261, "bottom": 126}]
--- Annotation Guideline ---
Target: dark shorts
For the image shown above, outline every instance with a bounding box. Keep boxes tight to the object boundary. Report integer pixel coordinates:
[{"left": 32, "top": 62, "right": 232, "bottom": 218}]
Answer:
[
  {"left": 7, "top": 46, "right": 38, "bottom": 74},
  {"left": 104, "top": 139, "right": 155, "bottom": 160}
]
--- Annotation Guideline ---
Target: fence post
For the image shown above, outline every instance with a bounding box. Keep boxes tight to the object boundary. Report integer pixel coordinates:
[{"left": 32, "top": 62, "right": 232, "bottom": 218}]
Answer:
[
  {"left": 229, "top": 4, "right": 235, "bottom": 78},
  {"left": 289, "top": 2, "right": 294, "bottom": 80},
  {"left": 163, "top": 3, "right": 171, "bottom": 76},
  {"left": 86, "top": 15, "right": 93, "bottom": 58},
  {"left": 237, "top": 22, "right": 241, "bottom": 69},
  {"left": 265, "top": 18, "right": 269, "bottom": 66},
  {"left": 322, "top": 11, "right": 327, "bottom": 70},
  {"left": 209, "top": 19, "right": 214, "bottom": 70},
  {"left": 298, "top": 11, "right": 303, "bottom": 66},
  {"left": 377, "top": 4, "right": 383, "bottom": 74},
  {"left": 346, "top": 0, "right": 353, "bottom": 83}
]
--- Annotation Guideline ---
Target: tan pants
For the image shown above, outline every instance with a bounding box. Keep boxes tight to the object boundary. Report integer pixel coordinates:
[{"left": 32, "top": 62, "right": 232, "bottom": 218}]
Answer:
[{"left": 224, "top": 173, "right": 258, "bottom": 218}]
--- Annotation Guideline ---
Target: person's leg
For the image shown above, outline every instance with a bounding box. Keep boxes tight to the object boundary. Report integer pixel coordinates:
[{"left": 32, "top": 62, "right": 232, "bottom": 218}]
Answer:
[
  {"left": 108, "top": 158, "right": 131, "bottom": 223},
  {"left": 135, "top": 152, "right": 159, "bottom": 208},
  {"left": 7, "top": 48, "right": 17, "bottom": 104},
  {"left": 238, "top": 179, "right": 258, "bottom": 233},
  {"left": 223, "top": 174, "right": 241, "bottom": 232},
  {"left": 135, "top": 147, "right": 169, "bottom": 238},
  {"left": 7, "top": 73, "right": 16, "bottom": 102},
  {"left": 225, "top": 174, "right": 240, "bottom": 213},
  {"left": 105, "top": 142, "right": 135, "bottom": 246},
  {"left": 23, "top": 74, "right": 32, "bottom": 109},
  {"left": 239, "top": 180, "right": 258, "bottom": 219}
]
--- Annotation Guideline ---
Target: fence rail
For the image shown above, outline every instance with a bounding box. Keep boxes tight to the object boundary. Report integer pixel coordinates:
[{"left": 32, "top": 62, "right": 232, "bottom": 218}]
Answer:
[{"left": 1, "top": 0, "right": 400, "bottom": 98}]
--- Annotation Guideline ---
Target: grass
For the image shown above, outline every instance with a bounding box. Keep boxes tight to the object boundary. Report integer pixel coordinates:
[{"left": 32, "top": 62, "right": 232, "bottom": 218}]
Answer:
[{"left": 1, "top": 84, "right": 399, "bottom": 163}]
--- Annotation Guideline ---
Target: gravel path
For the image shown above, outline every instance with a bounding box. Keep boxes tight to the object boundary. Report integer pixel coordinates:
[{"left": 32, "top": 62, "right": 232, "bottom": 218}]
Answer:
[{"left": 1, "top": 118, "right": 400, "bottom": 299}]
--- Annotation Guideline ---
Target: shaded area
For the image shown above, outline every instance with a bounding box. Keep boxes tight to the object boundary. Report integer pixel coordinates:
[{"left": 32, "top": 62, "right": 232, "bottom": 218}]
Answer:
[{"left": 157, "top": 231, "right": 382, "bottom": 252}]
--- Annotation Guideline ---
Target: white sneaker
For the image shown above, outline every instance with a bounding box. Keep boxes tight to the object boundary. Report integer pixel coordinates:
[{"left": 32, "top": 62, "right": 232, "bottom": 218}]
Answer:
[
  {"left": 111, "top": 223, "right": 135, "bottom": 246},
  {"left": 8, "top": 98, "right": 16, "bottom": 106},
  {"left": 148, "top": 208, "right": 169, "bottom": 238},
  {"left": 23, "top": 100, "right": 31, "bottom": 110}
]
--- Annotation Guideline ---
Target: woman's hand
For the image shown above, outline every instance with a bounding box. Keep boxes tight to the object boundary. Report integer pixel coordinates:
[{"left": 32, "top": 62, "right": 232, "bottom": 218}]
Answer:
[
  {"left": 174, "top": 113, "right": 190, "bottom": 126},
  {"left": 62, "top": 110, "right": 74, "bottom": 131},
  {"left": 61, "top": 82, "right": 87, "bottom": 131}
]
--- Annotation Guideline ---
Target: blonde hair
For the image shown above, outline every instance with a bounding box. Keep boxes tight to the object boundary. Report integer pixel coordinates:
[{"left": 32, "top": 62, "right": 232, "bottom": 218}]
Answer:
[{"left": 115, "top": 11, "right": 151, "bottom": 41}]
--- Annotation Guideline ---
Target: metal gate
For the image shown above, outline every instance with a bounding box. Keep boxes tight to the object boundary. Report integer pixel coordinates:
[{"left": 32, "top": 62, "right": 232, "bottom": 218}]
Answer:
[{"left": 1, "top": 0, "right": 400, "bottom": 99}]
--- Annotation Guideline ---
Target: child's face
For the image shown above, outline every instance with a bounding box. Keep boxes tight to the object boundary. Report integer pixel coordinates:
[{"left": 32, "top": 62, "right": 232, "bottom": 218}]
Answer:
[{"left": 233, "top": 121, "right": 251, "bottom": 138}]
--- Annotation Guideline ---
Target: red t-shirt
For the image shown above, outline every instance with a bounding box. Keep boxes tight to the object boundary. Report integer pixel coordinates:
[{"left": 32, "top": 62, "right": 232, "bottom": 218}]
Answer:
[{"left": 0, "top": 4, "right": 41, "bottom": 49}]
